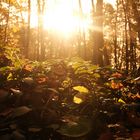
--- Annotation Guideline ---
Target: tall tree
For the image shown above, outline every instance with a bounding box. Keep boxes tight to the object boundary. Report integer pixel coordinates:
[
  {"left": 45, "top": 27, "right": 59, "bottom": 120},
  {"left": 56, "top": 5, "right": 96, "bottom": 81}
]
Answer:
[
  {"left": 114, "top": 0, "right": 119, "bottom": 68},
  {"left": 25, "top": 0, "right": 31, "bottom": 58},
  {"left": 92, "top": 0, "right": 104, "bottom": 66},
  {"left": 130, "top": 0, "right": 140, "bottom": 42},
  {"left": 2, "top": 0, "right": 10, "bottom": 46},
  {"left": 122, "top": 0, "right": 129, "bottom": 71},
  {"left": 37, "top": 0, "right": 45, "bottom": 60}
]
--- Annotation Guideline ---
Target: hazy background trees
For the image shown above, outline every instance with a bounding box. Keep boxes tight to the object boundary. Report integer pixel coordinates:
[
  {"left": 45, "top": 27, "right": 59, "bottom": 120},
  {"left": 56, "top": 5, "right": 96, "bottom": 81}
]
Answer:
[{"left": 0, "top": 0, "right": 140, "bottom": 70}]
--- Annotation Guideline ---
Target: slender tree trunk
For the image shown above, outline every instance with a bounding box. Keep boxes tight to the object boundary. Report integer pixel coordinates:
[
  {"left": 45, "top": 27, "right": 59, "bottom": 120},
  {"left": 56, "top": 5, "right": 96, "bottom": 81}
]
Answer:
[
  {"left": 127, "top": 2, "right": 137, "bottom": 71},
  {"left": 40, "top": 0, "right": 45, "bottom": 60},
  {"left": 91, "top": 0, "right": 95, "bottom": 12},
  {"left": 78, "top": 0, "right": 87, "bottom": 60},
  {"left": 124, "top": 21, "right": 129, "bottom": 71},
  {"left": 92, "top": 0, "right": 104, "bottom": 66},
  {"left": 130, "top": 0, "right": 140, "bottom": 43},
  {"left": 114, "top": 0, "right": 118, "bottom": 69},
  {"left": 37, "top": 0, "right": 45, "bottom": 61},
  {"left": 19, "top": 3, "right": 26, "bottom": 55},
  {"left": 4, "top": 0, "right": 10, "bottom": 46},
  {"left": 78, "top": 0, "right": 82, "bottom": 58},
  {"left": 129, "top": 23, "right": 137, "bottom": 70},
  {"left": 25, "top": 0, "right": 31, "bottom": 58},
  {"left": 122, "top": 0, "right": 129, "bottom": 71},
  {"left": 37, "top": 0, "right": 41, "bottom": 60}
]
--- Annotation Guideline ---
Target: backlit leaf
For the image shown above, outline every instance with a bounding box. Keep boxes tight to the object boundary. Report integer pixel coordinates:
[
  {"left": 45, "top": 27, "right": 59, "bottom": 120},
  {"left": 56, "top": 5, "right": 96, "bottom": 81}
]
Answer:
[
  {"left": 73, "top": 96, "right": 83, "bottom": 104},
  {"left": 73, "top": 86, "right": 89, "bottom": 93},
  {"left": 118, "top": 98, "right": 126, "bottom": 104},
  {"left": 7, "top": 73, "right": 13, "bottom": 81}
]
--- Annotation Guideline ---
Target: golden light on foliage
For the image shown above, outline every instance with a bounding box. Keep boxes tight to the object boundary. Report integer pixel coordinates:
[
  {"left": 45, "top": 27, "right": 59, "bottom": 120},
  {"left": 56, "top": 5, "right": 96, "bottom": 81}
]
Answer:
[{"left": 73, "top": 86, "right": 89, "bottom": 104}]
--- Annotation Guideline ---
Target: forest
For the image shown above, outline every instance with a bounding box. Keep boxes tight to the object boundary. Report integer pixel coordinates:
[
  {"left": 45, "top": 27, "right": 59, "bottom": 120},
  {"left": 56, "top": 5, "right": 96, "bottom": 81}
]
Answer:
[{"left": 0, "top": 0, "right": 140, "bottom": 140}]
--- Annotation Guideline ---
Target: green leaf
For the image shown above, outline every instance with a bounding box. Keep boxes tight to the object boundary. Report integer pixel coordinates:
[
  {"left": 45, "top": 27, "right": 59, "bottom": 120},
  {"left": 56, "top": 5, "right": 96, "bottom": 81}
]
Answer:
[
  {"left": 0, "top": 66, "right": 10, "bottom": 72},
  {"left": 93, "top": 73, "right": 100, "bottom": 78},
  {"left": 47, "top": 88, "right": 59, "bottom": 94},
  {"left": 57, "top": 117, "right": 91, "bottom": 137},
  {"left": 12, "top": 130, "right": 25, "bottom": 140},
  {"left": 47, "top": 124, "right": 60, "bottom": 130},
  {"left": 22, "top": 77, "right": 34, "bottom": 85},
  {"left": 7, "top": 73, "right": 13, "bottom": 81},
  {"left": 12, "top": 106, "right": 32, "bottom": 118},
  {"left": 62, "top": 77, "right": 72, "bottom": 88},
  {"left": 118, "top": 99, "right": 126, "bottom": 104},
  {"left": 10, "top": 88, "right": 22, "bottom": 95}
]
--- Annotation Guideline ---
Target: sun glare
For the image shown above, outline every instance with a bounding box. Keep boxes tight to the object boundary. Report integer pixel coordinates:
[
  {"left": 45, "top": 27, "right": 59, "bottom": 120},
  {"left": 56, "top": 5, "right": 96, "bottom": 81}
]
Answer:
[
  {"left": 29, "top": 0, "right": 116, "bottom": 37},
  {"left": 30, "top": 0, "right": 92, "bottom": 37},
  {"left": 43, "top": 1, "right": 77, "bottom": 36}
]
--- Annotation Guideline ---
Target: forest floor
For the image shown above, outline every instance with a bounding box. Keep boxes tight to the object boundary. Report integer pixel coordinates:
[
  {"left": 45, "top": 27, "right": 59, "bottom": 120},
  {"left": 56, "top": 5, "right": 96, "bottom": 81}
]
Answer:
[{"left": 0, "top": 57, "right": 140, "bottom": 140}]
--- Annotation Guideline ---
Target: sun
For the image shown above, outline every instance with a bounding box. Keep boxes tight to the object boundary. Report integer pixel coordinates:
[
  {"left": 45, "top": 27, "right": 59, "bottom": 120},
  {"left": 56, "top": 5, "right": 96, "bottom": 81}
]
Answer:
[
  {"left": 23, "top": 0, "right": 116, "bottom": 33},
  {"left": 43, "top": 1, "right": 77, "bottom": 36},
  {"left": 30, "top": 0, "right": 92, "bottom": 38},
  {"left": 43, "top": 0, "right": 92, "bottom": 37}
]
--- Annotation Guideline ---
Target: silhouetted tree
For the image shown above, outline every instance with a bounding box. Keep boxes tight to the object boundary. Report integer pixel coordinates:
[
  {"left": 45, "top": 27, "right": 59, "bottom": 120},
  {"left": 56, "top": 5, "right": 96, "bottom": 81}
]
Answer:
[{"left": 92, "top": 0, "right": 104, "bottom": 66}]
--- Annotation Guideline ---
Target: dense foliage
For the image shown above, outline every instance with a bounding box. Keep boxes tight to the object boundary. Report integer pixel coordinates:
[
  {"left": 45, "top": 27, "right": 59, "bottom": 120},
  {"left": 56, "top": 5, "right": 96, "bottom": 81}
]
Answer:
[
  {"left": 0, "top": 57, "right": 139, "bottom": 139},
  {"left": 0, "top": 1, "right": 140, "bottom": 139}
]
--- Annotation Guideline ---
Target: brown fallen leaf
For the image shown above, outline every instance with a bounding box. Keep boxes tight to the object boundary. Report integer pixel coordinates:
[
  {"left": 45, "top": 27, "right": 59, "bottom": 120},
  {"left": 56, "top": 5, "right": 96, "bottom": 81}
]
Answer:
[
  {"left": 0, "top": 108, "right": 13, "bottom": 117},
  {"left": 98, "top": 130, "right": 113, "bottom": 140},
  {"left": 132, "top": 129, "right": 140, "bottom": 140}
]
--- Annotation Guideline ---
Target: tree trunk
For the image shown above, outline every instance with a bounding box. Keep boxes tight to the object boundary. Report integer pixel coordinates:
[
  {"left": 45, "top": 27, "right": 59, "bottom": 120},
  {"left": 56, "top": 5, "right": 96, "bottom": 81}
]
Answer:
[
  {"left": 37, "top": 0, "right": 45, "bottom": 61},
  {"left": 3, "top": 0, "right": 10, "bottom": 46},
  {"left": 122, "top": 0, "right": 129, "bottom": 71},
  {"left": 92, "top": 0, "right": 104, "bottom": 66},
  {"left": 25, "top": 0, "right": 31, "bottom": 58},
  {"left": 114, "top": 0, "right": 118, "bottom": 69},
  {"left": 78, "top": 0, "right": 87, "bottom": 60},
  {"left": 40, "top": 0, "right": 45, "bottom": 60},
  {"left": 78, "top": 0, "right": 82, "bottom": 58},
  {"left": 129, "top": 23, "right": 137, "bottom": 70},
  {"left": 130, "top": 0, "right": 140, "bottom": 42}
]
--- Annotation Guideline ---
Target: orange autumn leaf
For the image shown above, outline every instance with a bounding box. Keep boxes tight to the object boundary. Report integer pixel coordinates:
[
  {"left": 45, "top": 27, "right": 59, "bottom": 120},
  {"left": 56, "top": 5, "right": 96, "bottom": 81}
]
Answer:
[
  {"left": 24, "top": 64, "right": 33, "bottom": 72},
  {"left": 111, "top": 80, "right": 123, "bottom": 89},
  {"left": 36, "top": 77, "right": 48, "bottom": 84},
  {"left": 112, "top": 72, "right": 122, "bottom": 78},
  {"left": 131, "top": 93, "right": 140, "bottom": 99}
]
